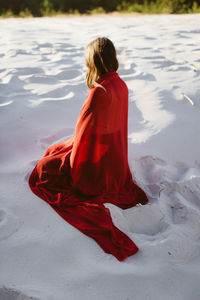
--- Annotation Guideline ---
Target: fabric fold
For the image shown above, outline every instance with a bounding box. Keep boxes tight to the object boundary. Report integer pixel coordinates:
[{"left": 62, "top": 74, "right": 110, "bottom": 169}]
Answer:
[{"left": 29, "top": 71, "right": 148, "bottom": 261}]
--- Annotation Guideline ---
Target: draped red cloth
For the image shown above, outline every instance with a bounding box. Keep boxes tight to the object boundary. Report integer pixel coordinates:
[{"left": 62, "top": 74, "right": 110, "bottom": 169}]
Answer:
[{"left": 29, "top": 71, "right": 148, "bottom": 261}]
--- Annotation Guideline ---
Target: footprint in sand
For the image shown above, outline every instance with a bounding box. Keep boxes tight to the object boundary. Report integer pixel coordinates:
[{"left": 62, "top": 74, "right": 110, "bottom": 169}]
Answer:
[
  {"left": 133, "top": 156, "right": 167, "bottom": 197},
  {"left": 132, "top": 156, "right": 200, "bottom": 261},
  {"left": 106, "top": 197, "right": 169, "bottom": 238},
  {"left": 170, "top": 199, "right": 188, "bottom": 224},
  {"left": 0, "top": 287, "right": 40, "bottom": 300},
  {"left": 123, "top": 202, "right": 169, "bottom": 236},
  {"left": 0, "top": 209, "right": 22, "bottom": 241}
]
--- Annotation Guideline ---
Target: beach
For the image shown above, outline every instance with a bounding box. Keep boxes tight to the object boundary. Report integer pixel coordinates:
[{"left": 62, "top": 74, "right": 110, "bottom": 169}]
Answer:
[{"left": 0, "top": 14, "right": 200, "bottom": 300}]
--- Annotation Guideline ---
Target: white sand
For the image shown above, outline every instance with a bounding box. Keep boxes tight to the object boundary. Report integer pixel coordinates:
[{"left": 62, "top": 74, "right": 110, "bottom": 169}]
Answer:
[{"left": 0, "top": 14, "right": 200, "bottom": 300}]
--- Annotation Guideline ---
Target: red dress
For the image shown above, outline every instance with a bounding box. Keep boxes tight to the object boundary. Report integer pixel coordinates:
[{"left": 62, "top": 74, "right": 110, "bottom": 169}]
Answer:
[{"left": 29, "top": 71, "right": 148, "bottom": 261}]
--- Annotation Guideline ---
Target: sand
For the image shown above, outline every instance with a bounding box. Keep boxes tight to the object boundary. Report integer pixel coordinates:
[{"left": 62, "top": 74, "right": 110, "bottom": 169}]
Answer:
[{"left": 0, "top": 14, "right": 200, "bottom": 300}]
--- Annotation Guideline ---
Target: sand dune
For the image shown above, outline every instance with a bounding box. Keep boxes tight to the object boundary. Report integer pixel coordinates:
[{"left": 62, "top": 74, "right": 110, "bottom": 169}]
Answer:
[{"left": 0, "top": 14, "right": 200, "bottom": 300}]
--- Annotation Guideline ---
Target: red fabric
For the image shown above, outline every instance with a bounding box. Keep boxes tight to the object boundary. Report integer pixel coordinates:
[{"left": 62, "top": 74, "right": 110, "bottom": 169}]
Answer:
[{"left": 29, "top": 71, "right": 148, "bottom": 261}]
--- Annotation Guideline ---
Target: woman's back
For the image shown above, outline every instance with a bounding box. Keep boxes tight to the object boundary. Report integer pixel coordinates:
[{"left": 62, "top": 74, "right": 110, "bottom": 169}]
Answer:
[{"left": 70, "top": 71, "right": 130, "bottom": 195}]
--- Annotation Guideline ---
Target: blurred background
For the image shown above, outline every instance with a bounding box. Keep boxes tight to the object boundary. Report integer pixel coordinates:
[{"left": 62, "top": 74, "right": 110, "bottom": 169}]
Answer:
[{"left": 0, "top": 0, "right": 200, "bottom": 17}]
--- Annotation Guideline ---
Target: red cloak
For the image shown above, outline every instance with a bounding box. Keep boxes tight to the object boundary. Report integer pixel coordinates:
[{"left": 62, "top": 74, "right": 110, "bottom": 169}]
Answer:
[{"left": 29, "top": 71, "right": 148, "bottom": 261}]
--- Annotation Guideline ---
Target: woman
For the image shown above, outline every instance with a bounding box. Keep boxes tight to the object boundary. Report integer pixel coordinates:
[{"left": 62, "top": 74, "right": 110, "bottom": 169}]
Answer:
[{"left": 29, "top": 37, "right": 148, "bottom": 261}]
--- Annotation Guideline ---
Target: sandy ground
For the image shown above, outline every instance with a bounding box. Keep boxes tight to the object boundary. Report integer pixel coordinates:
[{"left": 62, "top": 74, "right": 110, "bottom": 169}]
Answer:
[{"left": 0, "top": 14, "right": 200, "bottom": 300}]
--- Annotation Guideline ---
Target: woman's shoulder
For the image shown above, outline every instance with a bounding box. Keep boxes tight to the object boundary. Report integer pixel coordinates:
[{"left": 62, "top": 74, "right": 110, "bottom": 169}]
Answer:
[
  {"left": 87, "top": 83, "right": 111, "bottom": 110},
  {"left": 89, "top": 84, "right": 107, "bottom": 99}
]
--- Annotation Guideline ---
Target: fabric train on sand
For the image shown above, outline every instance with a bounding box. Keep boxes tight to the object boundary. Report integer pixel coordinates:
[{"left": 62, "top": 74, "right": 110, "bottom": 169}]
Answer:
[{"left": 29, "top": 71, "right": 148, "bottom": 261}]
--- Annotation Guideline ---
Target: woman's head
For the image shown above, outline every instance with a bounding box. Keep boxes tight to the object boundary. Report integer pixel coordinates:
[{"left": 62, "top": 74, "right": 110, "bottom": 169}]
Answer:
[{"left": 85, "top": 37, "right": 119, "bottom": 89}]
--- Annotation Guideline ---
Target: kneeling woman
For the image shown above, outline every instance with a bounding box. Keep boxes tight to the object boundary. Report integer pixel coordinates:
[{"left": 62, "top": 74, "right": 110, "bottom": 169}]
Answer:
[{"left": 29, "top": 37, "right": 148, "bottom": 261}]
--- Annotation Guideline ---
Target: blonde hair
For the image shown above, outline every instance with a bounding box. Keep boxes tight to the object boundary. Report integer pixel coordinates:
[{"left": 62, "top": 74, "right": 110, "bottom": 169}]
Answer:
[{"left": 85, "top": 37, "right": 119, "bottom": 89}]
